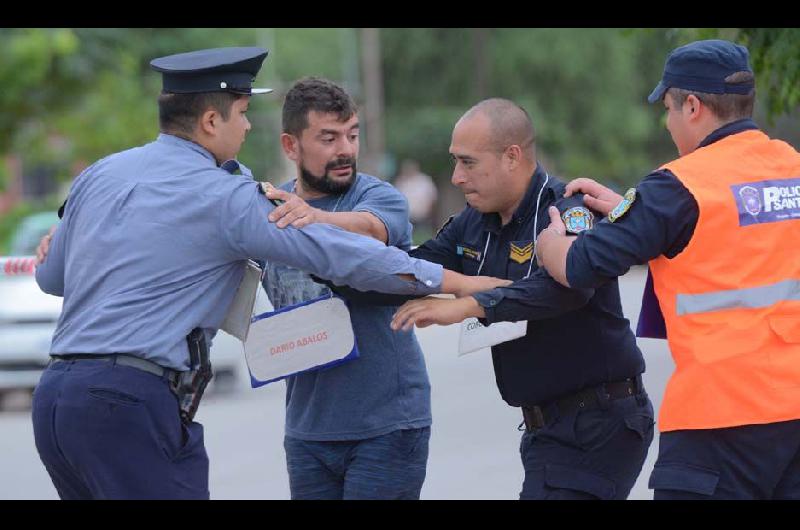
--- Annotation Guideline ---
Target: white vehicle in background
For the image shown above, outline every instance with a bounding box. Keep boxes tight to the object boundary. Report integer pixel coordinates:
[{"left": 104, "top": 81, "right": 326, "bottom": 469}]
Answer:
[
  {"left": 0, "top": 274, "right": 62, "bottom": 398},
  {"left": 0, "top": 212, "right": 260, "bottom": 407}
]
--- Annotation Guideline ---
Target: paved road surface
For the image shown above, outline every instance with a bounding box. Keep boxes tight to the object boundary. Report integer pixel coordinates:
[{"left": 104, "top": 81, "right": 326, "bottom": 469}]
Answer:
[{"left": 0, "top": 266, "right": 673, "bottom": 499}]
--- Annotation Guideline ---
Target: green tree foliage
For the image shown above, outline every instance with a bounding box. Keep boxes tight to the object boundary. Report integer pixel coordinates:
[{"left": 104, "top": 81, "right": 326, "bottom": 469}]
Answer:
[
  {"left": 383, "top": 28, "right": 681, "bottom": 188},
  {"left": 1, "top": 28, "right": 797, "bottom": 200},
  {"left": 682, "top": 28, "right": 800, "bottom": 121}
]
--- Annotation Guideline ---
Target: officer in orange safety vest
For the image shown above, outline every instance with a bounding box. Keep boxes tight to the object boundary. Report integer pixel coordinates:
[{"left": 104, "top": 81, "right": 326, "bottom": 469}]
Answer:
[{"left": 535, "top": 39, "right": 800, "bottom": 499}]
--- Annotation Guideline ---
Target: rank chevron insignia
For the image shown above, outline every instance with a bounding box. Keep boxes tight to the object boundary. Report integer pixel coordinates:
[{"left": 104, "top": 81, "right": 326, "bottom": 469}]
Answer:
[{"left": 509, "top": 241, "right": 534, "bottom": 264}]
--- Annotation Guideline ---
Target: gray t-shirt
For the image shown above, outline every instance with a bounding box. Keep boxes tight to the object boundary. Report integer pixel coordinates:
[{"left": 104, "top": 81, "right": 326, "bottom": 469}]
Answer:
[{"left": 262, "top": 173, "right": 432, "bottom": 441}]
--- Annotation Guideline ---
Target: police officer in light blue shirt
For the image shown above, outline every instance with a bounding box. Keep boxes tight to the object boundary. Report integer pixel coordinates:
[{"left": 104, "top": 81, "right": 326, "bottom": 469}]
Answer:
[{"left": 31, "top": 47, "right": 489, "bottom": 500}]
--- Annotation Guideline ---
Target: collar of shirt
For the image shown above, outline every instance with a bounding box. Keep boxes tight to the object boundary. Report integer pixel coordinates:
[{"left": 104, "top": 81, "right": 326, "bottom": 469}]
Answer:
[
  {"left": 482, "top": 163, "right": 554, "bottom": 234},
  {"left": 697, "top": 118, "right": 759, "bottom": 149},
  {"left": 156, "top": 133, "right": 218, "bottom": 166},
  {"left": 220, "top": 158, "right": 255, "bottom": 178}
]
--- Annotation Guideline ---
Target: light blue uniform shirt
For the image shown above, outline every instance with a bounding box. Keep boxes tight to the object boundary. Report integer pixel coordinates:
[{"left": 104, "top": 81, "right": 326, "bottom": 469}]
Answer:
[
  {"left": 262, "top": 174, "right": 431, "bottom": 441},
  {"left": 36, "top": 134, "right": 443, "bottom": 371}
]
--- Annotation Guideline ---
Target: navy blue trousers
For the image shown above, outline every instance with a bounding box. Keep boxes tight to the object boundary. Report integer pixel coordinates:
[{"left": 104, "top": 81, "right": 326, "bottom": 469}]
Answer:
[
  {"left": 284, "top": 427, "right": 430, "bottom": 499},
  {"left": 31, "top": 358, "right": 209, "bottom": 500},
  {"left": 519, "top": 392, "right": 655, "bottom": 499},
  {"left": 650, "top": 419, "right": 800, "bottom": 499}
]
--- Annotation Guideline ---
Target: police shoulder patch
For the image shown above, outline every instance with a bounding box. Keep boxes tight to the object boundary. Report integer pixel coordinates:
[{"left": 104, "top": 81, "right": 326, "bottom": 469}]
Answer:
[
  {"left": 562, "top": 206, "right": 595, "bottom": 234},
  {"left": 608, "top": 188, "right": 637, "bottom": 223}
]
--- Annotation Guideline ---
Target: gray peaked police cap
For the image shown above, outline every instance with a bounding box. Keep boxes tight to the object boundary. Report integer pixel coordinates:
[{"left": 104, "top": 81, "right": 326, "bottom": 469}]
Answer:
[{"left": 150, "top": 46, "right": 272, "bottom": 95}]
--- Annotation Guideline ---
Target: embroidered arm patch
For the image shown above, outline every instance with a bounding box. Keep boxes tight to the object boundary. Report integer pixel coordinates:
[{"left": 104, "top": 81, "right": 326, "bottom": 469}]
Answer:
[
  {"left": 562, "top": 206, "right": 595, "bottom": 234},
  {"left": 608, "top": 188, "right": 637, "bottom": 223}
]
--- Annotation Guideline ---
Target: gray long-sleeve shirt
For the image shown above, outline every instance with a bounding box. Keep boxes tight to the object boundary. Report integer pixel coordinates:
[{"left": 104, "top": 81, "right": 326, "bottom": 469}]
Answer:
[{"left": 36, "top": 134, "right": 442, "bottom": 370}]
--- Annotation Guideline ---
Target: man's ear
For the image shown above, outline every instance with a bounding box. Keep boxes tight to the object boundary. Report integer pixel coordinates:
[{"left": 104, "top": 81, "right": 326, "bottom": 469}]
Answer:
[
  {"left": 504, "top": 144, "right": 522, "bottom": 170},
  {"left": 281, "top": 133, "right": 300, "bottom": 162},
  {"left": 685, "top": 94, "right": 702, "bottom": 121},
  {"left": 199, "top": 108, "right": 219, "bottom": 136}
]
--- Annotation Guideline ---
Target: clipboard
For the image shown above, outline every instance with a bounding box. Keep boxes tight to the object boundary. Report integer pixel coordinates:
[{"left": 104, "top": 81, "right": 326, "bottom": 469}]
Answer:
[{"left": 220, "top": 259, "right": 263, "bottom": 341}]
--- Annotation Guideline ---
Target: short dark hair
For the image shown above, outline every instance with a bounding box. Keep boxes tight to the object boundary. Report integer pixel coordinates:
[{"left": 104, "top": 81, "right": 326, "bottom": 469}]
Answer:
[
  {"left": 282, "top": 77, "right": 357, "bottom": 136},
  {"left": 158, "top": 91, "right": 245, "bottom": 136},
  {"left": 667, "top": 71, "right": 756, "bottom": 122},
  {"left": 464, "top": 98, "right": 536, "bottom": 160}
]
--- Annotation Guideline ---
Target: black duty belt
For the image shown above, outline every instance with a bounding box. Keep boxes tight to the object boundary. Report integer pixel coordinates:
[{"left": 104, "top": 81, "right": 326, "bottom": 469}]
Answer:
[
  {"left": 50, "top": 354, "right": 181, "bottom": 384},
  {"left": 521, "top": 375, "right": 644, "bottom": 432}
]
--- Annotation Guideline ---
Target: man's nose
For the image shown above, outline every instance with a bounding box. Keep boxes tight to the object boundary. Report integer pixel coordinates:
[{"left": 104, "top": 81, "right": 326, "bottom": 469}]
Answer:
[{"left": 451, "top": 167, "right": 466, "bottom": 187}]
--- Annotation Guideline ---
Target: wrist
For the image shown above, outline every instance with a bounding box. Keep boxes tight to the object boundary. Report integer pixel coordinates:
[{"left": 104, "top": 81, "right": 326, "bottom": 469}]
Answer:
[
  {"left": 462, "top": 296, "right": 486, "bottom": 318},
  {"left": 311, "top": 207, "right": 327, "bottom": 224}
]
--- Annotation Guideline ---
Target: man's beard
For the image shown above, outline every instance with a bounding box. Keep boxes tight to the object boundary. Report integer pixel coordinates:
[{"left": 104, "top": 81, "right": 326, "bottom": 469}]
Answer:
[{"left": 299, "top": 157, "right": 357, "bottom": 195}]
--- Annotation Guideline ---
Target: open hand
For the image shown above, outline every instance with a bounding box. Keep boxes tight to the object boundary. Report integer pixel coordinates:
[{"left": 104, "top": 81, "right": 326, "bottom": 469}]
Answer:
[
  {"left": 564, "top": 177, "right": 623, "bottom": 217},
  {"left": 36, "top": 226, "right": 57, "bottom": 265},
  {"left": 391, "top": 296, "right": 483, "bottom": 332},
  {"left": 266, "top": 188, "right": 322, "bottom": 229}
]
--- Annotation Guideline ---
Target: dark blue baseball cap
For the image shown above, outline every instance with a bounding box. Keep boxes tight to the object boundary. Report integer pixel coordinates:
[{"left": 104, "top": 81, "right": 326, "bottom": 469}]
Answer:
[
  {"left": 647, "top": 39, "right": 753, "bottom": 104},
  {"left": 150, "top": 47, "right": 272, "bottom": 95}
]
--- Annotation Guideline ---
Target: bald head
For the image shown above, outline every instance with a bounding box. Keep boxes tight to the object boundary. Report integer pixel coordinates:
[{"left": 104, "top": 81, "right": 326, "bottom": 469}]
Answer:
[{"left": 459, "top": 98, "right": 536, "bottom": 160}]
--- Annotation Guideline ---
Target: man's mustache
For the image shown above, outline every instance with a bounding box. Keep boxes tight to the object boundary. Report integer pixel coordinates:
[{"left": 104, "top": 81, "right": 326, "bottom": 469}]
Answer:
[{"left": 325, "top": 158, "right": 356, "bottom": 171}]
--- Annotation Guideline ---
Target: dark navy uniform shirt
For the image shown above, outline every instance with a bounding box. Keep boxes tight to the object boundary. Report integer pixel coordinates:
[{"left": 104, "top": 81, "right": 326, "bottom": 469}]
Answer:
[
  {"left": 567, "top": 119, "right": 758, "bottom": 288},
  {"left": 565, "top": 119, "right": 760, "bottom": 337},
  {"left": 410, "top": 165, "right": 645, "bottom": 407}
]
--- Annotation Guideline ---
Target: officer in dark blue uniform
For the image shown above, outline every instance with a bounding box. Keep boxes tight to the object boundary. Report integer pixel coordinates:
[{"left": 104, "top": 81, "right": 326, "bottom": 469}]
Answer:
[
  {"left": 346, "top": 99, "right": 655, "bottom": 499},
  {"left": 31, "top": 47, "right": 456, "bottom": 500}
]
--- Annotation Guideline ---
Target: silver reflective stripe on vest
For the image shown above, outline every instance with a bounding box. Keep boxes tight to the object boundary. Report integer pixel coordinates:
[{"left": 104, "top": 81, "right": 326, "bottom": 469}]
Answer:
[{"left": 676, "top": 279, "right": 800, "bottom": 316}]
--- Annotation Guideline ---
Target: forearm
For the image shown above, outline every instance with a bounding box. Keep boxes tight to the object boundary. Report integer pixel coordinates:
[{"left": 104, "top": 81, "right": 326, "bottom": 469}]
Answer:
[
  {"left": 227, "top": 190, "right": 440, "bottom": 296},
  {"left": 536, "top": 230, "right": 575, "bottom": 287},
  {"left": 472, "top": 282, "right": 593, "bottom": 323},
  {"left": 462, "top": 296, "right": 486, "bottom": 319},
  {"left": 34, "top": 227, "right": 65, "bottom": 296},
  {"left": 316, "top": 210, "right": 388, "bottom": 243},
  {"left": 272, "top": 224, "right": 441, "bottom": 295}
]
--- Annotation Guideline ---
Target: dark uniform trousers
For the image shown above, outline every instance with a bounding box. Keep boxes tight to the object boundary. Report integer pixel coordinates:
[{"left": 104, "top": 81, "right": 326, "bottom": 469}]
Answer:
[
  {"left": 650, "top": 419, "right": 800, "bottom": 499},
  {"left": 519, "top": 390, "right": 654, "bottom": 500},
  {"left": 31, "top": 357, "right": 209, "bottom": 500}
]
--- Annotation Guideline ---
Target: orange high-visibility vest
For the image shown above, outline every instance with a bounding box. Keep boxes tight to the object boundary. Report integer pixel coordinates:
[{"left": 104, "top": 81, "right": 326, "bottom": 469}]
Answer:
[{"left": 650, "top": 129, "right": 800, "bottom": 431}]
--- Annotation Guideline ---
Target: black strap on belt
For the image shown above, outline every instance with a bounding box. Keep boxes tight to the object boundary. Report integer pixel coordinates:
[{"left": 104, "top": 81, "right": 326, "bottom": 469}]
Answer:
[
  {"left": 521, "top": 375, "right": 644, "bottom": 432},
  {"left": 51, "top": 353, "right": 180, "bottom": 384}
]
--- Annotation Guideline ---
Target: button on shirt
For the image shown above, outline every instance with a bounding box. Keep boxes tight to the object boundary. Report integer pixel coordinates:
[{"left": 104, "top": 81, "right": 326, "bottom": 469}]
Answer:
[
  {"left": 411, "top": 165, "right": 645, "bottom": 406},
  {"left": 35, "top": 134, "right": 444, "bottom": 371}
]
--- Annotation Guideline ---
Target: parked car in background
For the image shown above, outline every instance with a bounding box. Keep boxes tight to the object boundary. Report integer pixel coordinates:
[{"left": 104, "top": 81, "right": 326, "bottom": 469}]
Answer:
[
  {"left": 0, "top": 213, "right": 260, "bottom": 408},
  {"left": 0, "top": 275, "right": 62, "bottom": 398},
  {"left": 8, "top": 212, "right": 60, "bottom": 257}
]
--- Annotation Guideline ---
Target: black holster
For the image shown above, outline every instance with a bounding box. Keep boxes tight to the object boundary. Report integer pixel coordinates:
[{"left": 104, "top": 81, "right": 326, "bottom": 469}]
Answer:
[{"left": 171, "top": 328, "right": 213, "bottom": 424}]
